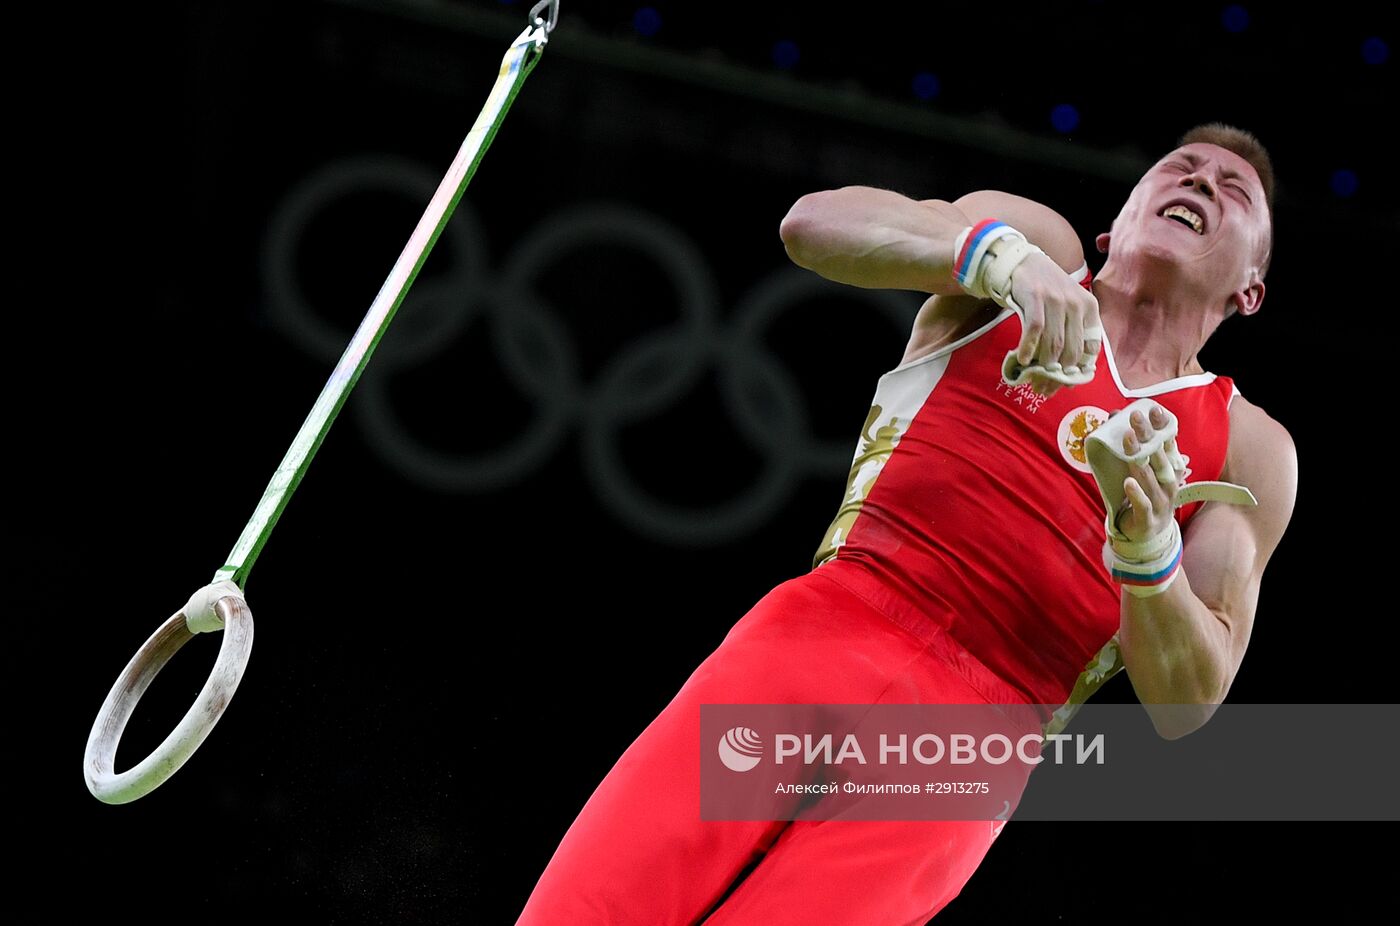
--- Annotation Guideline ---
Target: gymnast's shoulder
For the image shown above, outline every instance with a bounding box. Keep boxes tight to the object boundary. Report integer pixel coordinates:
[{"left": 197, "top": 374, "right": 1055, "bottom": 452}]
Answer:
[{"left": 1214, "top": 392, "right": 1298, "bottom": 556}]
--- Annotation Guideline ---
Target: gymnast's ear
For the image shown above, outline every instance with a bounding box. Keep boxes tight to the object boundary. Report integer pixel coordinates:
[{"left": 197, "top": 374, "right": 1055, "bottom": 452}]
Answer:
[
  {"left": 1230, "top": 279, "right": 1265, "bottom": 318},
  {"left": 1095, "top": 232, "right": 1110, "bottom": 254}
]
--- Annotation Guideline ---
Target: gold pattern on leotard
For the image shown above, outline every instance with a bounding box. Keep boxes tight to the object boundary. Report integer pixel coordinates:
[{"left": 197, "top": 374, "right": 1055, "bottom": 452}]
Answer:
[
  {"left": 1043, "top": 636, "right": 1125, "bottom": 739},
  {"left": 1064, "top": 408, "right": 1103, "bottom": 466},
  {"left": 812, "top": 404, "right": 905, "bottom": 569}
]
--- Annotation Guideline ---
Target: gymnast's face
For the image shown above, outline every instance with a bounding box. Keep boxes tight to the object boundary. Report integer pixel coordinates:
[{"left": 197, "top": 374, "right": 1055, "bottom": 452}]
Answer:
[{"left": 1098, "top": 143, "right": 1269, "bottom": 316}]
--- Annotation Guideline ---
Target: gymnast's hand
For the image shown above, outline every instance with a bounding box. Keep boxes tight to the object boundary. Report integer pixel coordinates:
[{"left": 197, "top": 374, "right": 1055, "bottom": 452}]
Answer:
[
  {"left": 1114, "top": 405, "right": 1185, "bottom": 543},
  {"left": 1007, "top": 251, "right": 1103, "bottom": 398}
]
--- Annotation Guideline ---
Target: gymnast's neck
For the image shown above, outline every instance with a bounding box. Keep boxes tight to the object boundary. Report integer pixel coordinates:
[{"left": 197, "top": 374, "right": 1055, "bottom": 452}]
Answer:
[{"left": 1091, "top": 267, "right": 1229, "bottom": 385}]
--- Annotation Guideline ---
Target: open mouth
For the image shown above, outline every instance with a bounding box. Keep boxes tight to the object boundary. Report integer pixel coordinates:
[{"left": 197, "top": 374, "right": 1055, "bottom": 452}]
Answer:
[{"left": 1158, "top": 204, "right": 1205, "bottom": 235}]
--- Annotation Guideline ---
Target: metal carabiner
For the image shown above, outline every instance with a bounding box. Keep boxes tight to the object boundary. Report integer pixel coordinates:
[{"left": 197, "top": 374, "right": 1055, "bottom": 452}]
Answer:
[{"left": 529, "top": 0, "right": 560, "bottom": 35}]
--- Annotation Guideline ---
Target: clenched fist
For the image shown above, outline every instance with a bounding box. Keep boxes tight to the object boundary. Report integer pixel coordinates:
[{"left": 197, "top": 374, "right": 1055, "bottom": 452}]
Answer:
[{"left": 1006, "top": 251, "right": 1103, "bottom": 398}]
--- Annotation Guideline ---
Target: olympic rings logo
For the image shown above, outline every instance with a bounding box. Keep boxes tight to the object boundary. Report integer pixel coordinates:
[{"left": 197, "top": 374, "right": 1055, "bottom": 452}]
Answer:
[{"left": 261, "top": 155, "right": 918, "bottom": 545}]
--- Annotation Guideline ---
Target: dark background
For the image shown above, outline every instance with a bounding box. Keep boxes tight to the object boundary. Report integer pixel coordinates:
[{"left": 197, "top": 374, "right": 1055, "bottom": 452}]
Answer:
[{"left": 19, "top": 0, "right": 1395, "bottom": 922}]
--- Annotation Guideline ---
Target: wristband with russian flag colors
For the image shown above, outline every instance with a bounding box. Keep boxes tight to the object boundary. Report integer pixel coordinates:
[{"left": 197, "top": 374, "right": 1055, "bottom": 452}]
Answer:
[
  {"left": 1085, "top": 398, "right": 1258, "bottom": 598},
  {"left": 1103, "top": 519, "right": 1183, "bottom": 598},
  {"left": 952, "top": 219, "right": 1044, "bottom": 305}
]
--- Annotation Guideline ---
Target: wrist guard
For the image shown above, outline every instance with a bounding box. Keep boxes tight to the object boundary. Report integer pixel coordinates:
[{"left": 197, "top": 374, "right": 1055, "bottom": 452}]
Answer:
[
  {"left": 953, "top": 219, "right": 1099, "bottom": 388},
  {"left": 1086, "top": 399, "right": 1258, "bottom": 597}
]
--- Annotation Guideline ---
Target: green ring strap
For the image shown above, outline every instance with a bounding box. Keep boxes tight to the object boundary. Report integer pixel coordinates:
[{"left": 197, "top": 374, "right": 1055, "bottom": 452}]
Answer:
[{"left": 214, "top": 18, "right": 551, "bottom": 589}]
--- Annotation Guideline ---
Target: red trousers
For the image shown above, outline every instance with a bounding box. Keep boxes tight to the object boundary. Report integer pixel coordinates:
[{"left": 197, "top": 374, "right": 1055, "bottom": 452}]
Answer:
[{"left": 516, "top": 561, "right": 1038, "bottom": 926}]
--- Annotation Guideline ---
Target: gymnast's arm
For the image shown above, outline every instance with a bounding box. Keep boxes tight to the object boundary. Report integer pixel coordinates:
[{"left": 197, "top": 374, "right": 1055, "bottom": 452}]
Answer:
[
  {"left": 1118, "top": 397, "right": 1299, "bottom": 739},
  {"left": 780, "top": 187, "right": 1093, "bottom": 390},
  {"left": 778, "top": 186, "right": 1086, "bottom": 294}
]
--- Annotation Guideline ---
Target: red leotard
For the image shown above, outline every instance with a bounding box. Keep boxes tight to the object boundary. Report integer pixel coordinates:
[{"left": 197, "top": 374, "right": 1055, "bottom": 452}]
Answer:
[
  {"left": 517, "top": 262, "right": 1241, "bottom": 925},
  {"left": 811, "top": 263, "right": 1235, "bottom": 716}
]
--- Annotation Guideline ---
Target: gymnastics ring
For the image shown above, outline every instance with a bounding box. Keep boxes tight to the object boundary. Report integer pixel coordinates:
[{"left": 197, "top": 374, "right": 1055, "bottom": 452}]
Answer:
[
  {"left": 84, "top": 593, "right": 254, "bottom": 804},
  {"left": 83, "top": 0, "right": 557, "bottom": 803}
]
